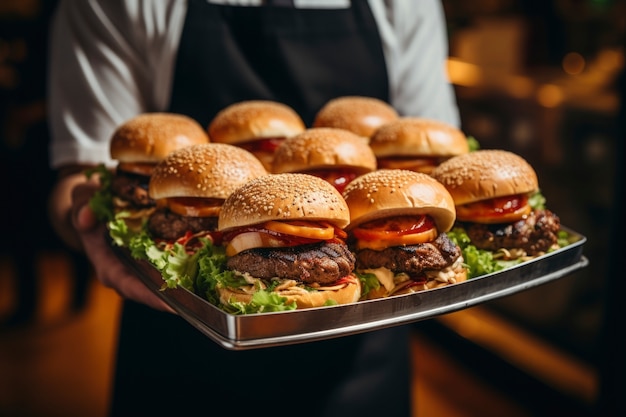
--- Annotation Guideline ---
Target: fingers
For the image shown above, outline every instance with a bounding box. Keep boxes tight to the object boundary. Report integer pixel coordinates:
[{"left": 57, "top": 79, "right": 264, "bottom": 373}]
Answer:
[
  {"left": 103, "top": 261, "right": 176, "bottom": 313},
  {"left": 80, "top": 220, "right": 175, "bottom": 314},
  {"left": 70, "top": 182, "right": 175, "bottom": 314},
  {"left": 76, "top": 204, "right": 98, "bottom": 232},
  {"left": 71, "top": 182, "right": 100, "bottom": 232},
  {"left": 111, "top": 264, "right": 176, "bottom": 313}
]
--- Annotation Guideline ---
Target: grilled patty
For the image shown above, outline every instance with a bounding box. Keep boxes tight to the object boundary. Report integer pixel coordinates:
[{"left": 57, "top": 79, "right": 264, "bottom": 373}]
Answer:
[
  {"left": 463, "top": 209, "right": 560, "bottom": 255},
  {"left": 226, "top": 241, "right": 356, "bottom": 285},
  {"left": 355, "top": 233, "right": 461, "bottom": 275},
  {"left": 111, "top": 172, "right": 153, "bottom": 208},
  {"left": 147, "top": 208, "right": 218, "bottom": 241}
]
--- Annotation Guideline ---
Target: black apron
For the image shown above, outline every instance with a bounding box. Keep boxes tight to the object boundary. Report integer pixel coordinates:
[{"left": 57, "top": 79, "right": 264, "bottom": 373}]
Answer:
[
  {"left": 110, "top": 2, "right": 411, "bottom": 416},
  {"left": 167, "top": 0, "right": 389, "bottom": 126}
]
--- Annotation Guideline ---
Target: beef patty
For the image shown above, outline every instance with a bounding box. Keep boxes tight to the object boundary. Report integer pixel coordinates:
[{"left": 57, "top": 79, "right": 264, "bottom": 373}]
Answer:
[
  {"left": 355, "top": 233, "right": 461, "bottom": 275},
  {"left": 147, "top": 208, "right": 218, "bottom": 241},
  {"left": 111, "top": 172, "right": 153, "bottom": 208},
  {"left": 463, "top": 209, "right": 560, "bottom": 255},
  {"left": 226, "top": 241, "right": 356, "bottom": 285}
]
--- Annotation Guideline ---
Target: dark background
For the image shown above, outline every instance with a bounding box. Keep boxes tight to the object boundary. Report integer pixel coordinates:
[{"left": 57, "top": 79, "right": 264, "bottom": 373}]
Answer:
[{"left": 0, "top": 0, "right": 624, "bottom": 415}]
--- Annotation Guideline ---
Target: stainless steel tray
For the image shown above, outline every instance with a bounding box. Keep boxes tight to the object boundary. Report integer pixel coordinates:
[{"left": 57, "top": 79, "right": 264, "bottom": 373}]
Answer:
[{"left": 115, "top": 227, "right": 587, "bottom": 350}]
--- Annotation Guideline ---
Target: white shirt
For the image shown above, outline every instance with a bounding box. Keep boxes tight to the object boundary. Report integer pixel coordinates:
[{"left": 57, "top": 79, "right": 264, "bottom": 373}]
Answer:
[{"left": 48, "top": 0, "right": 459, "bottom": 169}]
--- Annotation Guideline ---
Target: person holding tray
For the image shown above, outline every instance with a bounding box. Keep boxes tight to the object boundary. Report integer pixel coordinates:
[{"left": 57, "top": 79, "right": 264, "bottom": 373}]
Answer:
[{"left": 46, "top": 1, "right": 460, "bottom": 416}]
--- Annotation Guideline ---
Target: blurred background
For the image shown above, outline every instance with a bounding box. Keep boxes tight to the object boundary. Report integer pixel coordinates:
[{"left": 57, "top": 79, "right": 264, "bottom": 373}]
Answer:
[{"left": 0, "top": 0, "right": 624, "bottom": 416}]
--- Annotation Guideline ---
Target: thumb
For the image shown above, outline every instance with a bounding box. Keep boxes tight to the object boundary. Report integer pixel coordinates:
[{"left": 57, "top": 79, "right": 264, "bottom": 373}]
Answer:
[
  {"left": 75, "top": 203, "right": 99, "bottom": 232},
  {"left": 70, "top": 182, "right": 101, "bottom": 233}
]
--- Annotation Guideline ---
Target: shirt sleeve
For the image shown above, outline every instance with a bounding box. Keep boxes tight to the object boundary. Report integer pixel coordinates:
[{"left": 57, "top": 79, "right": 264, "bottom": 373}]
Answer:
[
  {"left": 369, "top": 0, "right": 460, "bottom": 127},
  {"left": 47, "top": 0, "right": 186, "bottom": 169}
]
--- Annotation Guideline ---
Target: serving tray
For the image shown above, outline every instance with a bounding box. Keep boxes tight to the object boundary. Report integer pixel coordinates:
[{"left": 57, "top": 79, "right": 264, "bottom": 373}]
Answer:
[{"left": 114, "top": 227, "right": 587, "bottom": 350}]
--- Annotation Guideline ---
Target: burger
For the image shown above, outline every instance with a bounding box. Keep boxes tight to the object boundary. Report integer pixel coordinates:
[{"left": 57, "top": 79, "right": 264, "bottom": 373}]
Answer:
[
  {"left": 89, "top": 112, "right": 209, "bottom": 236},
  {"left": 147, "top": 143, "right": 267, "bottom": 252},
  {"left": 368, "top": 117, "right": 470, "bottom": 175},
  {"left": 205, "top": 173, "right": 361, "bottom": 313},
  {"left": 207, "top": 100, "right": 306, "bottom": 171},
  {"left": 312, "top": 95, "right": 399, "bottom": 141},
  {"left": 430, "top": 149, "right": 562, "bottom": 277},
  {"left": 131, "top": 143, "right": 268, "bottom": 291},
  {"left": 342, "top": 169, "right": 467, "bottom": 299},
  {"left": 271, "top": 127, "right": 377, "bottom": 193}
]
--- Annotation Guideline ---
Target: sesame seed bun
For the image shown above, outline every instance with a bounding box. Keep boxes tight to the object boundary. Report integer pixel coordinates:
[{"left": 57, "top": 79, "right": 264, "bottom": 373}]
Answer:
[
  {"left": 271, "top": 127, "right": 377, "bottom": 174},
  {"left": 369, "top": 118, "right": 469, "bottom": 174},
  {"left": 148, "top": 143, "right": 267, "bottom": 201},
  {"left": 312, "top": 96, "right": 399, "bottom": 139},
  {"left": 430, "top": 149, "right": 539, "bottom": 207},
  {"left": 342, "top": 169, "right": 456, "bottom": 233},
  {"left": 218, "top": 173, "right": 351, "bottom": 231},
  {"left": 207, "top": 100, "right": 306, "bottom": 144},
  {"left": 207, "top": 100, "right": 306, "bottom": 172},
  {"left": 110, "top": 113, "right": 209, "bottom": 164}
]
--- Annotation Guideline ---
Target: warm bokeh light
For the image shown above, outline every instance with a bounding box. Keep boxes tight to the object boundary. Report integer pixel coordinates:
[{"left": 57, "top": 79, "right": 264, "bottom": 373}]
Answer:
[
  {"left": 595, "top": 48, "right": 624, "bottom": 72},
  {"left": 446, "top": 57, "right": 483, "bottom": 87},
  {"left": 562, "top": 52, "right": 586, "bottom": 75},
  {"left": 536, "top": 83, "right": 564, "bottom": 107},
  {"left": 505, "top": 75, "right": 534, "bottom": 99}
]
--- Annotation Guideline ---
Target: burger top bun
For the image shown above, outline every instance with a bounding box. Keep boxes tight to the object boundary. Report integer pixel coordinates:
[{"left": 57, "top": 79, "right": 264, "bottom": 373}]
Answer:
[
  {"left": 369, "top": 117, "right": 469, "bottom": 158},
  {"left": 431, "top": 149, "right": 539, "bottom": 206},
  {"left": 110, "top": 113, "right": 209, "bottom": 163},
  {"left": 342, "top": 169, "right": 456, "bottom": 233},
  {"left": 312, "top": 96, "right": 399, "bottom": 139},
  {"left": 271, "top": 127, "right": 377, "bottom": 174},
  {"left": 218, "top": 173, "right": 351, "bottom": 231},
  {"left": 149, "top": 143, "right": 267, "bottom": 200},
  {"left": 207, "top": 100, "right": 306, "bottom": 144}
]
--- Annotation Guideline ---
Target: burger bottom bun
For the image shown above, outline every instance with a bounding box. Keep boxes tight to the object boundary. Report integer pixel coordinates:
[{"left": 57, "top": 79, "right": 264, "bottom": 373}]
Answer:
[
  {"left": 362, "top": 265, "right": 467, "bottom": 300},
  {"left": 111, "top": 205, "right": 156, "bottom": 233},
  {"left": 218, "top": 278, "right": 361, "bottom": 309}
]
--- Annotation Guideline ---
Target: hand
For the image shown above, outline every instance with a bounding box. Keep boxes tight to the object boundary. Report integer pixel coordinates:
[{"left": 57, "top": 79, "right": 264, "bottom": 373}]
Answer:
[{"left": 50, "top": 169, "right": 174, "bottom": 313}]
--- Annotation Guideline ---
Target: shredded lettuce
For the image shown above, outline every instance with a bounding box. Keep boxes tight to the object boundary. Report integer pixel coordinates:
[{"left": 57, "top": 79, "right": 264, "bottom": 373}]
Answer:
[
  {"left": 357, "top": 272, "right": 381, "bottom": 299},
  {"left": 529, "top": 190, "right": 546, "bottom": 210},
  {"left": 196, "top": 260, "right": 298, "bottom": 314},
  {"left": 194, "top": 241, "right": 230, "bottom": 304},
  {"left": 466, "top": 136, "right": 480, "bottom": 152},
  {"left": 225, "top": 290, "right": 298, "bottom": 314},
  {"left": 447, "top": 221, "right": 575, "bottom": 280},
  {"left": 107, "top": 217, "right": 137, "bottom": 247},
  {"left": 446, "top": 228, "right": 518, "bottom": 279}
]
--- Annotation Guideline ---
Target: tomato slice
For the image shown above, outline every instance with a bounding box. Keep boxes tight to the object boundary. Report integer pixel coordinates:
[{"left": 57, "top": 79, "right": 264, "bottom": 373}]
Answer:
[
  {"left": 263, "top": 220, "right": 335, "bottom": 240},
  {"left": 353, "top": 215, "right": 432, "bottom": 239},
  {"left": 456, "top": 195, "right": 531, "bottom": 223},
  {"left": 352, "top": 215, "right": 438, "bottom": 250},
  {"left": 239, "top": 137, "right": 285, "bottom": 153},
  {"left": 167, "top": 197, "right": 223, "bottom": 217},
  {"left": 302, "top": 169, "right": 359, "bottom": 194}
]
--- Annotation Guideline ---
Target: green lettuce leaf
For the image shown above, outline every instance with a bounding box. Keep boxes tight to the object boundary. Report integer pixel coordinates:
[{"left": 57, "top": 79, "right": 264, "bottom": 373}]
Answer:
[
  {"left": 225, "top": 289, "right": 298, "bottom": 314},
  {"left": 446, "top": 228, "right": 519, "bottom": 279},
  {"left": 357, "top": 271, "right": 381, "bottom": 299},
  {"left": 196, "top": 257, "right": 298, "bottom": 314},
  {"left": 86, "top": 164, "right": 115, "bottom": 222}
]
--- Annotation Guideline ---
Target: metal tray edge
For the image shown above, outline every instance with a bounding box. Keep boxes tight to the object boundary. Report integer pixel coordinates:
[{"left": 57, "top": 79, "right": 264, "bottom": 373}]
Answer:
[{"left": 115, "top": 227, "right": 588, "bottom": 350}]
